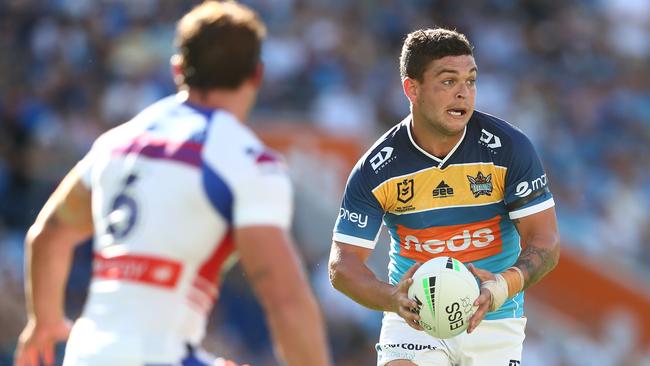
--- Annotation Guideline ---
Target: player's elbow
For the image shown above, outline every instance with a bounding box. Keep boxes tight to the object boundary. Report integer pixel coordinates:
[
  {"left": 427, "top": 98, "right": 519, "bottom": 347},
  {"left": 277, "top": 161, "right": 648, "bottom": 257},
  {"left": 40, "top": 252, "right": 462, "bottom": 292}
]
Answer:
[
  {"left": 549, "top": 234, "right": 561, "bottom": 271},
  {"left": 328, "top": 254, "right": 348, "bottom": 292},
  {"left": 259, "top": 279, "right": 319, "bottom": 320}
]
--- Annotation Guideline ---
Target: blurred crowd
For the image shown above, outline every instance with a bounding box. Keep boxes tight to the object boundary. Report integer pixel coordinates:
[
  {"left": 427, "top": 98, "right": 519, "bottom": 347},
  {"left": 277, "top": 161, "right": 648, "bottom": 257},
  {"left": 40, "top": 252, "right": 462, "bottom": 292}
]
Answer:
[{"left": 1, "top": 0, "right": 649, "bottom": 365}]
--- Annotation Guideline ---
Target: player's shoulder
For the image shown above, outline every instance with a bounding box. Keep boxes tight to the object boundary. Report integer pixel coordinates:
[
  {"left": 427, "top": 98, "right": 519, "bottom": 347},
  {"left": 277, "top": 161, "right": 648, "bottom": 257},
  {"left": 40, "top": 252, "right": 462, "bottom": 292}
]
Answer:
[
  {"left": 470, "top": 110, "right": 532, "bottom": 148},
  {"left": 96, "top": 95, "right": 185, "bottom": 144},
  {"left": 352, "top": 116, "right": 409, "bottom": 183},
  {"left": 468, "top": 110, "right": 537, "bottom": 163},
  {"left": 206, "top": 110, "right": 263, "bottom": 149},
  {"left": 203, "top": 111, "right": 286, "bottom": 180}
]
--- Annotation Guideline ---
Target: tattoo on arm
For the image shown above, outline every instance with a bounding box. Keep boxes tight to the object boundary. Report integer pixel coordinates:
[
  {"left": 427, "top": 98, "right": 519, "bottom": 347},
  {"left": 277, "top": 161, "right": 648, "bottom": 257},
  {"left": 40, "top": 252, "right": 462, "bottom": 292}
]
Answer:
[
  {"left": 515, "top": 245, "right": 556, "bottom": 290},
  {"left": 511, "top": 218, "right": 559, "bottom": 290}
]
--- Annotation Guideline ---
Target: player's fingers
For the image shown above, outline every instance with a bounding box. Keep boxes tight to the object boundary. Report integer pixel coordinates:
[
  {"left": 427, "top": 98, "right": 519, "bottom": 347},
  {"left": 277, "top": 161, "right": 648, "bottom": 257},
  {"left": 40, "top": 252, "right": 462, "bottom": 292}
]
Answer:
[
  {"left": 399, "top": 304, "right": 420, "bottom": 320},
  {"left": 467, "top": 264, "right": 491, "bottom": 282},
  {"left": 467, "top": 304, "right": 487, "bottom": 333},
  {"left": 467, "top": 289, "right": 491, "bottom": 333},
  {"left": 403, "top": 316, "right": 424, "bottom": 331},
  {"left": 42, "top": 342, "right": 55, "bottom": 366},
  {"left": 396, "top": 277, "right": 413, "bottom": 294},
  {"left": 398, "top": 294, "right": 418, "bottom": 309},
  {"left": 473, "top": 288, "right": 491, "bottom": 307},
  {"left": 410, "top": 321, "right": 424, "bottom": 331},
  {"left": 13, "top": 345, "right": 24, "bottom": 366},
  {"left": 26, "top": 347, "right": 39, "bottom": 366},
  {"left": 403, "top": 262, "right": 421, "bottom": 280}
]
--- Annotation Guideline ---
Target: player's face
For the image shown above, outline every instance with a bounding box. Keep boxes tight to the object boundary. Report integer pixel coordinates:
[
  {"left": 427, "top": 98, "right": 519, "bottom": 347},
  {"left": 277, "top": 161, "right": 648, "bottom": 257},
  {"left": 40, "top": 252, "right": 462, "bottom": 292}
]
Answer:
[{"left": 410, "top": 55, "right": 477, "bottom": 136}]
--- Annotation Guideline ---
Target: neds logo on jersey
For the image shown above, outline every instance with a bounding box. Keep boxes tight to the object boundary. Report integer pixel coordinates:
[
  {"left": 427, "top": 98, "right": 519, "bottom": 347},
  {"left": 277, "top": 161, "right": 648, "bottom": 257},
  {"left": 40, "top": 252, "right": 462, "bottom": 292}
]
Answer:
[{"left": 396, "top": 216, "right": 503, "bottom": 262}]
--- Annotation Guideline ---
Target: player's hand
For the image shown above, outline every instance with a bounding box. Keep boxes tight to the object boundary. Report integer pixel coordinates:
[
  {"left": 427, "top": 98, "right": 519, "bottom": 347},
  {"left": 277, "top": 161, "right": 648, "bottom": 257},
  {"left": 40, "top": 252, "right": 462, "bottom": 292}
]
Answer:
[
  {"left": 466, "top": 264, "right": 496, "bottom": 334},
  {"left": 390, "top": 262, "right": 423, "bottom": 331},
  {"left": 14, "top": 318, "right": 72, "bottom": 366}
]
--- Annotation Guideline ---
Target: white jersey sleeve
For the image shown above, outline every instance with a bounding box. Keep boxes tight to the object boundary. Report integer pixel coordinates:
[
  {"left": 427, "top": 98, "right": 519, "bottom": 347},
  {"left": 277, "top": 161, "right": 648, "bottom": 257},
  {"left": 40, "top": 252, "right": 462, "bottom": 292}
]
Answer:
[
  {"left": 77, "top": 122, "right": 144, "bottom": 189},
  {"left": 77, "top": 148, "right": 95, "bottom": 189},
  {"left": 201, "top": 111, "right": 293, "bottom": 229}
]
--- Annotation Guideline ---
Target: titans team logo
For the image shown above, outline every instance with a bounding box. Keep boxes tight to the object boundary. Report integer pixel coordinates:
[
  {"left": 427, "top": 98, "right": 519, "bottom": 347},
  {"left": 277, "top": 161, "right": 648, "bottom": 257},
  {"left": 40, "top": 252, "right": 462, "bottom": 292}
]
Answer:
[
  {"left": 397, "top": 178, "right": 414, "bottom": 203},
  {"left": 467, "top": 171, "right": 493, "bottom": 197}
]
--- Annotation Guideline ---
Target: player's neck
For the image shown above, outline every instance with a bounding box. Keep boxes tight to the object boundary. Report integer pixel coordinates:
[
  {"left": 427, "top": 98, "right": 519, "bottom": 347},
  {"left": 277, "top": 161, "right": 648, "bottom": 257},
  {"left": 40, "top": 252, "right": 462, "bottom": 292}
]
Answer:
[
  {"left": 410, "top": 117, "right": 464, "bottom": 159},
  {"left": 184, "top": 87, "right": 255, "bottom": 123}
]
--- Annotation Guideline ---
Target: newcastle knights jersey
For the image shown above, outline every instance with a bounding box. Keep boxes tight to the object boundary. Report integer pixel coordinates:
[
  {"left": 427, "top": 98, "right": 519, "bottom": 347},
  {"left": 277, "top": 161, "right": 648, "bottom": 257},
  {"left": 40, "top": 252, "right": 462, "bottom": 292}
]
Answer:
[
  {"left": 70, "top": 93, "right": 292, "bottom": 364},
  {"left": 333, "top": 111, "right": 554, "bottom": 320}
]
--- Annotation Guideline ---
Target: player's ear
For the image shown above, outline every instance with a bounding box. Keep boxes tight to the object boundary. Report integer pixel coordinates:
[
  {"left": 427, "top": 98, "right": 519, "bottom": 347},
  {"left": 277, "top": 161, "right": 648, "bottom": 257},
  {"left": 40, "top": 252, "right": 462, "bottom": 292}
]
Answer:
[
  {"left": 403, "top": 77, "right": 418, "bottom": 104},
  {"left": 170, "top": 54, "right": 185, "bottom": 87},
  {"left": 250, "top": 62, "right": 264, "bottom": 88}
]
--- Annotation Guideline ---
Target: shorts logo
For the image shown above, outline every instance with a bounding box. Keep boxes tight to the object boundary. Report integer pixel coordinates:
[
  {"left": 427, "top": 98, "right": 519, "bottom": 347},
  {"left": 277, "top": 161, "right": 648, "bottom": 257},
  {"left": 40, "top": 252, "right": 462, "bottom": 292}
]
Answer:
[
  {"left": 397, "top": 178, "right": 415, "bottom": 203},
  {"left": 381, "top": 343, "right": 437, "bottom": 351},
  {"left": 370, "top": 147, "right": 395, "bottom": 172},
  {"left": 467, "top": 171, "right": 493, "bottom": 197},
  {"left": 479, "top": 129, "right": 501, "bottom": 149},
  {"left": 432, "top": 180, "right": 454, "bottom": 198}
]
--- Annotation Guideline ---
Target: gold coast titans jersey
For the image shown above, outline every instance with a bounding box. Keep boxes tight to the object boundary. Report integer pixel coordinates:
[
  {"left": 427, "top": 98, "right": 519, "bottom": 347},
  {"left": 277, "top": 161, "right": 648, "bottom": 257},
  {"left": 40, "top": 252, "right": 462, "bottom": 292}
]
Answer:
[{"left": 333, "top": 111, "right": 554, "bottom": 320}]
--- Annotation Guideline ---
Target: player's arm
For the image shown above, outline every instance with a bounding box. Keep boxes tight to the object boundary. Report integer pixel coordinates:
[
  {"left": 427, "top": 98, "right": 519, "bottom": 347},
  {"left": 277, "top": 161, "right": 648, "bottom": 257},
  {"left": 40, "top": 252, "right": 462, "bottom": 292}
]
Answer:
[
  {"left": 329, "top": 241, "right": 422, "bottom": 330},
  {"left": 468, "top": 206, "right": 560, "bottom": 333},
  {"left": 512, "top": 206, "right": 560, "bottom": 288},
  {"left": 15, "top": 165, "right": 94, "bottom": 366},
  {"left": 235, "top": 226, "right": 332, "bottom": 366}
]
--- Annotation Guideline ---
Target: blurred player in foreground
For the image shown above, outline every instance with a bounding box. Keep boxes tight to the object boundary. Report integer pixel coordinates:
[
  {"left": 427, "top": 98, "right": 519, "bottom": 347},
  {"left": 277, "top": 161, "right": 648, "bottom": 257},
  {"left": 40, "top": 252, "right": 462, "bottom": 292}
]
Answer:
[
  {"left": 329, "top": 28, "right": 560, "bottom": 365},
  {"left": 14, "top": 2, "right": 332, "bottom": 365}
]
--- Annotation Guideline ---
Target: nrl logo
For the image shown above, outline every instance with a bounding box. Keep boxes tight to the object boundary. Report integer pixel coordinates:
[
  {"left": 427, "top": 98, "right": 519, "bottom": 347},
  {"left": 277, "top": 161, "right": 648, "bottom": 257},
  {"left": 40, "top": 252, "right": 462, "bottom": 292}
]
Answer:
[
  {"left": 467, "top": 171, "right": 493, "bottom": 197},
  {"left": 397, "top": 178, "right": 414, "bottom": 203}
]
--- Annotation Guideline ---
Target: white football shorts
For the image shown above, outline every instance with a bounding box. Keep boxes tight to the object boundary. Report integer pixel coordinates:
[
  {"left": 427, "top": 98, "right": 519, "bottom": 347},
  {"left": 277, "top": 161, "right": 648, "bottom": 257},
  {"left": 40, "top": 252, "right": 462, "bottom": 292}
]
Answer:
[{"left": 376, "top": 312, "right": 526, "bottom": 366}]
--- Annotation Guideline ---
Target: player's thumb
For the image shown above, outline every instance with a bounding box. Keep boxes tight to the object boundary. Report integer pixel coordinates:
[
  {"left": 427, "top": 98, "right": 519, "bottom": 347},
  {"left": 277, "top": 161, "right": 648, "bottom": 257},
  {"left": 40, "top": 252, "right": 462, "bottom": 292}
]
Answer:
[
  {"left": 467, "top": 264, "right": 490, "bottom": 281},
  {"left": 404, "top": 262, "right": 421, "bottom": 279}
]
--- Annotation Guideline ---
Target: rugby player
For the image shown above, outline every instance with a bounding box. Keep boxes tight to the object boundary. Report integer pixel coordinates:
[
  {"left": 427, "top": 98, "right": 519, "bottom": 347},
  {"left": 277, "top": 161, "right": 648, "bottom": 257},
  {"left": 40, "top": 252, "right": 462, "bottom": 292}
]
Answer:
[
  {"left": 14, "top": 2, "right": 332, "bottom": 365},
  {"left": 329, "top": 28, "right": 560, "bottom": 366}
]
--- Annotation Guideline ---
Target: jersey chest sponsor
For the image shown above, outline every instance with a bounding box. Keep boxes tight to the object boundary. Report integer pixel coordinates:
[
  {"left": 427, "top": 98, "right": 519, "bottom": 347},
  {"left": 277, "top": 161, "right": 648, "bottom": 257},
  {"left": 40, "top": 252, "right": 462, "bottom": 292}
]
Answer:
[
  {"left": 374, "top": 163, "right": 506, "bottom": 214},
  {"left": 395, "top": 216, "right": 503, "bottom": 262}
]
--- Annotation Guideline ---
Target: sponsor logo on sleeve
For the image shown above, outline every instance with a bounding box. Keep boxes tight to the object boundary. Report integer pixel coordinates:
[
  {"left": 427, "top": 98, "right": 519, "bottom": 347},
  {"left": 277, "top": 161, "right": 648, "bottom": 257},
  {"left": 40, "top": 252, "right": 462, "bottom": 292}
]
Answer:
[
  {"left": 467, "top": 171, "right": 493, "bottom": 197},
  {"left": 370, "top": 146, "right": 396, "bottom": 173},
  {"left": 339, "top": 208, "right": 368, "bottom": 228},
  {"left": 479, "top": 129, "right": 501, "bottom": 149},
  {"left": 246, "top": 147, "right": 286, "bottom": 174},
  {"left": 514, "top": 174, "right": 547, "bottom": 198}
]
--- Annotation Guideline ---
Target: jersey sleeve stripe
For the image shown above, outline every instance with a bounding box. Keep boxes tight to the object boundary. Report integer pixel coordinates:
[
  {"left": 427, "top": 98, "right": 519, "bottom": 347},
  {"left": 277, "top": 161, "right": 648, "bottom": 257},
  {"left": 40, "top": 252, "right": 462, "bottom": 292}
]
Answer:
[
  {"left": 202, "top": 163, "right": 234, "bottom": 224},
  {"left": 333, "top": 232, "right": 377, "bottom": 249},
  {"left": 505, "top": 186, "right": 550, "bottom": 211},
  {"left": 508, "top": 197, "right": 555, "bottom": 220},
  {"left": 113, "top": 135, "right": 203, "bottom": 168}
]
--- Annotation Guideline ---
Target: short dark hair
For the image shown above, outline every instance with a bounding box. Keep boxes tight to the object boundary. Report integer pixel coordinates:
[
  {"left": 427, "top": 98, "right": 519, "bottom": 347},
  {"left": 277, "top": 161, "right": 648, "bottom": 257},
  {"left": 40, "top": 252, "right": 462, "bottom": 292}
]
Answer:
[
  {"left": 175, "top": 1, "right": 266, "bottom": 90},
  {"left": 399, "top": 28, "right": 473, "bottom": 81}
]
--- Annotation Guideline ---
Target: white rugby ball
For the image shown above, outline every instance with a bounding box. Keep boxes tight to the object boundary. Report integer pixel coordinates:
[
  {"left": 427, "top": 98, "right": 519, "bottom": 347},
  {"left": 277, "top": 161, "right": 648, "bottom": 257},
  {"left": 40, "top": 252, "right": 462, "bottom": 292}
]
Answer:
[{"left": 407, "top": 256, "right": 479, "bottom": 339}]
